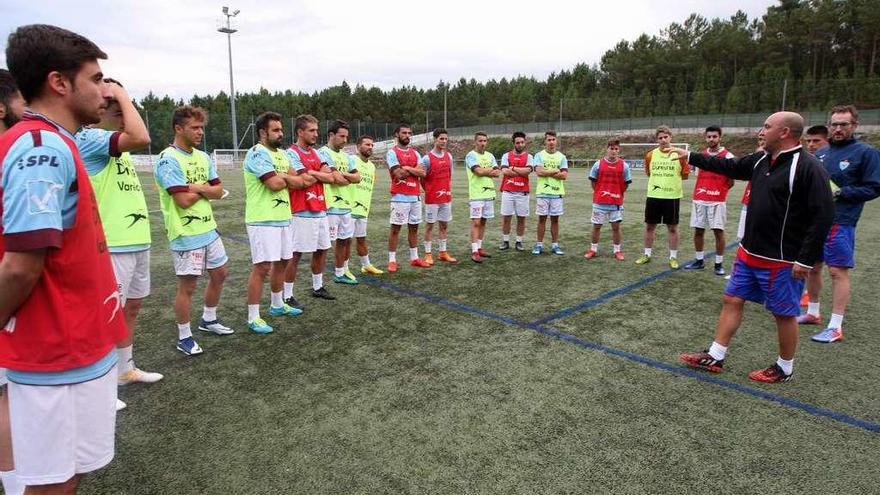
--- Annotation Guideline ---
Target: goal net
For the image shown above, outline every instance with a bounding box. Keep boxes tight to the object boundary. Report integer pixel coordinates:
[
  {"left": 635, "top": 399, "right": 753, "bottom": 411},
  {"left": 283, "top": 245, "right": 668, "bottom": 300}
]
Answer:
[{"left": 211, "top": 149, "right": 248, "bottom": 169}]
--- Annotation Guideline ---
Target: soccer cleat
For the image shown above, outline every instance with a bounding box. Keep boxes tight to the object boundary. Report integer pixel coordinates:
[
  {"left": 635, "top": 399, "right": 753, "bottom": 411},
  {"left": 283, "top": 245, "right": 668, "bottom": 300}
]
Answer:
[
  {"left": 550, "top": 245, "right": 564, "bottom": 256},
  {"left": 361, "top": 264, "right": 384, "bottom": 275},
  {"left": 268, "top": 304, "right": 303, "bottom": 317},
  {"left": 333, "top": 274, "right": 358, "bottom": 285},
  {"left": 684, "top": 259, "right": 705, "bottom": 270},
  {"left": 410, "top": 258, "right": 432, "bottom": 268},
  {"left": 584, "top": 250, "right": 597, "bottom": 259},
  {"left": 531, "top": 244, "right": 543, "bottom": 255},
  {"left": 438, "top": 251, "right": 458, "bottom": 263},
  {"left": 499, "top": 240, "right": 511, "bottom": 251},
  {"left": 116, "top": 399, "right": 127, "bottom": 411},
  {"left": 176, "top": 337, "right": 203, "bottom": 356},
  {"left": 714, "top": 263, "right": 726, "bottom": 276},
  {"left": 635, "top": 254, "right": 651, "bottom": 265},
  {"left": 198, "top": 319, "right": 234, "bottom": 335},
  {"left": 478, "top": 248, "right": 492, "bottom": 258},
  {"left": 679, "top": 350, "right": 724, "bottom": 373},
  {"left": 470, "top": 252, "right": 483, "bottom": 263},
  {"left": 247, "top": 317, "right": 274, "bottom": 334},
  {"left": 669, "top": 258, "right": 680, "bottom": 270},
  {"left": 311, "top": 287, "right": 336, "bottom": 300},
  {"left": 423, "top": 253, "right": 434, "bottom": 266},
  {"left": 284, "top": 296, "right": 303, "bottom": 310},
  {"left": 344, "top": 269, "right": 358, "bottom": 282},
  {"left": 614, "top": 251, "right": 625, "bottom": 261},
  {"left": 748, "top": 364, "right": 792, "bottom": 383},
  {"left": 795, "top": 313, "right": 822, "bottom": 325},
  {"left": 118, "top": 368, "right": 164, "bottom": 386},
  {"left": 387, "top": 261, "right": 398, "bottom": 273},
  {"left": 515, "top": 241, "right": 525, "bottom": 251},
  {"left": 799, "top": 292, "right": 810, "bottom": 307},
  {"left": 811, "top": 327, "right": 843, "bottom": 343}
]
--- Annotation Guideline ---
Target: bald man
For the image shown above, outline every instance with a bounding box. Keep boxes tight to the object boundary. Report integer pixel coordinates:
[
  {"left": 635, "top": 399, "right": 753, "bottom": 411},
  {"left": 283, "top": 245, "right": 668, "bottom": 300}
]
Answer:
[{"left": 674, "top": 112, "right": 834, "bottom": 383}]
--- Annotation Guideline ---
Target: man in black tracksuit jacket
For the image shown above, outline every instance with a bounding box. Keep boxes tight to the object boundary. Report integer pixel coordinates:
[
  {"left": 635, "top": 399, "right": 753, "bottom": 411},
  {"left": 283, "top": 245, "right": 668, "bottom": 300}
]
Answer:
[{"left": 675, "top": 111, "right": 834, "bottom": 383}]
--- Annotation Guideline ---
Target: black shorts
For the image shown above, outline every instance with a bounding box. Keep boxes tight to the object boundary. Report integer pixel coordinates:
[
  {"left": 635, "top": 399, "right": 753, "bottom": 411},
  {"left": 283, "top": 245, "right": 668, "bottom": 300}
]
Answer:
[{"left": 644, "top": 197, "right": 680, "bottom": 225}]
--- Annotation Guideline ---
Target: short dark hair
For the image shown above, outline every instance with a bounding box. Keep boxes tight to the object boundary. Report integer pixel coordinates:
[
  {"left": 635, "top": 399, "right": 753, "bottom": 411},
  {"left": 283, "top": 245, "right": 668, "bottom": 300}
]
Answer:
[
  {"left": 512, "top": 131, "right": 526, "bottom": 141},
  {"left": 0, "top": 69, "right": 19, "bottom": 108},
  {"left": 830, "top": 105, "right": 859, "bottom": 123},
  {"left": 655, "top": 125, "right": 671, "bottom": 137},
  {"left": 393, "top": 124, "right": 411, "bottom": 136},
  {"left": 357, "top": 135, "right": 374, "bottom": 145},
  {"left": 806, "top": 125, "right": 829, "bottom": 137},
  {"left": 295, "top": 114, "right": 318, "bottom": 132},
  {"left": 544, "top": 131, "right": 557, "bottom": 138},
  {"left": 328, "top": 119, "right": 349, "bottom": 135},
  {"left": 433, "top": 128, "right": 448, "bottom": 139},
  {"left": 255, "top": 111, "right": 282, "bottom": 134},
  {"left": 475, "top": 131, "right": 488, "bottom": 139},
  {"left": 705, "top": 125, "right": 722, "bottom": 135},
  {"left": 607, "top": 138, "right": 621, "bottom": 147},
  {"left": 5, "top": 24, "right": 107, "bottom": 101},
  {"left": 172, "top": 106, "right": 207, "bottom": 130}
]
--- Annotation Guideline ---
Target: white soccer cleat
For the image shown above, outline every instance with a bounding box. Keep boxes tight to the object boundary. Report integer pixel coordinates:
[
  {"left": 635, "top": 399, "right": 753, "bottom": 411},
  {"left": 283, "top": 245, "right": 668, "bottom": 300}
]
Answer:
[
  {"left": 118, "top": 367, "right": 164, "bottom": 386},
  {"left": 116, "top": 399, "right": 127, "bottom": 411}
]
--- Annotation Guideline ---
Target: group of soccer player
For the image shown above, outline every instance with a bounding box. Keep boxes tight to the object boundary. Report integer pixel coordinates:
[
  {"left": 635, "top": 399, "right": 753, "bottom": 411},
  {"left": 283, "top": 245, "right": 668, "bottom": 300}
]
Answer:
[{"left": 1, "top": 23, "right": 880, "bottom": 495}]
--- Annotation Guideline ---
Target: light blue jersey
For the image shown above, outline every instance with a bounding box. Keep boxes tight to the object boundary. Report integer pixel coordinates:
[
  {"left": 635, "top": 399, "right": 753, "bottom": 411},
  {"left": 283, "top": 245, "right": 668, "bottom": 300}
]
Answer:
[
  {"left": 590, "top": 159, "right": 632, "bottom": 211},
  {"left": 386, "top": 147, "right": 422, "bottom": 203},
  {"left": 418, "top": 149, "right": 455, "bottom": 177},
  {"left": 244, "top": 145, "right": 291, "bottom": 227},
  {"left": 534, "top": 150, "right": 568, "bottom": 198},
  {"left": 500, "top": 152, "right": 534, "bottom": 168},
  {"left": 154, "top": 146, "right": 220, "bottom": 250},
  {"left": 287, "top": 145, "right": 331, "bottom": 218}
]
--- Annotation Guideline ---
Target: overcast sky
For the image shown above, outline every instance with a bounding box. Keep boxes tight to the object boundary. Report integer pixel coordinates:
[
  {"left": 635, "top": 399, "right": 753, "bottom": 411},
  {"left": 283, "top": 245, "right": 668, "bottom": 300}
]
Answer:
[{"left": 1, "top": 0, "right": 774, "bottom": 101}]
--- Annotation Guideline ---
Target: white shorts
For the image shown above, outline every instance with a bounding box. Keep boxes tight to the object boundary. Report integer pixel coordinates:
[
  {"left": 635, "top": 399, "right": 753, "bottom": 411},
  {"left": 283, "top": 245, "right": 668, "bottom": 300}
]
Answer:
[
  {"left": 501, "top": 192, "right": 530, "bottom": 217},
  {"left": 9, "top": 367, "right": 117, "bottom": 485},
  {"left": 737, "top": 206, "right": 748, "bottom": 239},
  {"left": 591, "top": 206, "right": 624, "bottom": 224},
  {"left": 247, "top": 223, "right": 294, "bottom": 264},
  {"left": 353, "top": 217, "right": 368, "bottom": 238},
  {"left": 291, "top": 215, "right": 331, "bottom": 253},
  {"left": 536, "top": 197, "right": 564, "bottom": 216},
  {"left": 390, "top": 201, "right": 422, "bottom": 225},
  {"left": 172, "top": 237, "right": 228, "bottom": 276},
  {"left": 0, "top": 368, "right": 6, "bottom": 386},
  {"left": 110, "top": 250, "right": 150, "bottom": 302},
  {"left": 690, "top": 202, "right": 727, "bottom": 230},
  {"left": 469, "top": 199, "right": 495, "bottom": 219},
  {"left": 328, "top": 213, "right": 354, "bottom": 241},
  {"left": 425, "top": 202, "right": 452, "bottom": 223}
]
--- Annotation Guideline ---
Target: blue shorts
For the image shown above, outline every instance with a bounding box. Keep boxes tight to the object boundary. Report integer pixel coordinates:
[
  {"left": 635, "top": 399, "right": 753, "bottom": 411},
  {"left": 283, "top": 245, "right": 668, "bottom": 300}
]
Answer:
[
  {"left": 821, "top": 224, "right": 855, "bottom": 268},
  {"left": 725, "top": 258, "right": 804, "bottom": 317}
]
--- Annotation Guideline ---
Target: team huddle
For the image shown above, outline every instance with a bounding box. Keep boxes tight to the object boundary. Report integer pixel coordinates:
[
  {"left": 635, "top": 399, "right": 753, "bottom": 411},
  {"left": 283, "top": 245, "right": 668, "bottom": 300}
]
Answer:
[{"left": 1, "top": 23, "right": 880, "bottom": 495}]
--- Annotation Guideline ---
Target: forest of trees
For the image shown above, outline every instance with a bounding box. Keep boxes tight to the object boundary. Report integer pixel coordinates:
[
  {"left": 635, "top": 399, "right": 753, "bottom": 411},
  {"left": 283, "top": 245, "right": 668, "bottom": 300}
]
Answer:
[{"left": 138, "top": 0, "right": 880, "bottom": 150}]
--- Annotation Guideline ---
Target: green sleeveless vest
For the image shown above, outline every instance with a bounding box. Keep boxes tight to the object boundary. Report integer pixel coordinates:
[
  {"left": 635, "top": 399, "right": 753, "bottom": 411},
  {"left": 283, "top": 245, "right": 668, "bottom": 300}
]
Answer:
[
  {"left": 156, "top": 146, "right": 218, "bottom": 241},
  {"left": 244, "top": 144, "right": 292, "bottom": 224},
  {"left": 90, "top": 151, "right": 151, "bottom": 247},
  {"left": 536, "top": 150, "right": 566, "bottom": 196},
  {"left": 350, "top": 156, "right": 376, "bottom": 218},
  {"left": 646, "top": 149, "right": 684, "bottom": 199},
  {"left": 466, "top": 151, "right": 497, "bottom": 200},
  {"left": 320, "top": 146, "right": 353, "bottom": 211}
]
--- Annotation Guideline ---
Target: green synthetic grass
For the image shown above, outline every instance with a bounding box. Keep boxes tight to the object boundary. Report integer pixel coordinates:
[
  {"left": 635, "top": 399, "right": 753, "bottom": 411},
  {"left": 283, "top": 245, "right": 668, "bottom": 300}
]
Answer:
[{"left": 87, "top": 165, "right": 880, "bottom": 494}]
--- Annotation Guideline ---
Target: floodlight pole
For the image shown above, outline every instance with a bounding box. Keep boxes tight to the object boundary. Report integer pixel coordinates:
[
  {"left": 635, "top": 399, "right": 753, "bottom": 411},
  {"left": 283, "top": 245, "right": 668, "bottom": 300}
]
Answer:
[
  {"left": 443, "top": 84, "right": 448, "bottom": 129},
  {"left": 218, "top": 7, "right": 240, "bottom": 153}
]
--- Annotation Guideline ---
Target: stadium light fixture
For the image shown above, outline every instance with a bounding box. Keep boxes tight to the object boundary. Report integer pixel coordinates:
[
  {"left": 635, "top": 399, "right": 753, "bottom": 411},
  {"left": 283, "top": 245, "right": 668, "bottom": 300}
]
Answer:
[{"left": 218, "top": 6, "right": 240, "bottom": 154}]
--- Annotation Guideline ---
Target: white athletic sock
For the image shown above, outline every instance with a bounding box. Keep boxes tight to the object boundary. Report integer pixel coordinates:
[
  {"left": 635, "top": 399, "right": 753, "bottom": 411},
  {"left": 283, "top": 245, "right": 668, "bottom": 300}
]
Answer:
[
  {"left": 424, "top": 241, "right": 432, "bottom": 253},
  {"left": 535, "top": 241, "right": 543, "bottom": 248},
  {"left": 472, "top": 242, "right": 480, "bottom": 253},
  {"left": 715, "top": 254, "right": 724, "bottom": 264},
  {"left": 343, "top": 260, "right": 350, "bottom": 272},
  {"left": 669, "top": 250, "right": 678, "bottom": 259},
  {"left": 477, "top": 239, "right": 483, "bottom": 249},
  {"left": 695, "top": 251, "right": 705, "bottom": 260},
  {"left": 117, "top": 345, "right": 133, "bottom": 375},
  {"left": 409, "top": 247, "right": 418, "bottom": 260},
  {"left": 361, "top": 255, "right": 371, "bottom": 267},
  {"left": 515, "top": 236, "right": 523, "bottom": 243},
  {"left": 0, "top": 470, "right": 24, "bottom": 495},
  {"left": 334, "top": 267, "right": 345, "bottom": 277},
  {"left": 502, "top": 234, "right": 510, "bottom": 242},
  {"left": 807, "top": 302, "right": 820, "bottom": 317},
  {"left": 644, "top": 247, "right": 652, "bottom": 256},
  {"left": 551, "top": 242, "right": 559, "bottom": 249},
  {"left": 439, "top": 239, "right": 447, "bottom": 251},
  {"left": 312, "top": 273, "right": 323, "bottom": 291},
  {"left": 202, "top": 306, "right": 217, "bottom": 322},
  {"left": 829, "top": 313, "right": 844, "bottom": 329},
  {"left": 283, "top": 282, "right": 294, "bottom": 299},
  {"left": 270, "top": 291, "right": 284, "bottom": 308},
  {"left": 247, "top": 304, "right": 260, "bottom": 322},
  {"left": 613, "top": 244, "right": 621, "bottom": 253},
  {"left": 776, "top": 356, "right": 794, "bottom": 375},
  {"left": 177, "top": 322, "right": 192, "bottom": 340},
  {"left": 590, "top": 243, "right": 598, "bottom": 252},
  {"left": 708, "top": 341, "right": 727, "bottom": 361},
  {"left": 388, "top": 251, "right": 397, "bottom": 263}
]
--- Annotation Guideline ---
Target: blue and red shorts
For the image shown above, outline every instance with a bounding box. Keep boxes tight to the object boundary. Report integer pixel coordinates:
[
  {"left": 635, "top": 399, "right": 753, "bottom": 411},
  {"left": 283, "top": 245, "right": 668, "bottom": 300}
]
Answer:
[
  {"left": 725, "top": 256, "right": 805, "bottom": 317},
  {"left": 821, "top": 224, "right": 855, "bottom": 268}
]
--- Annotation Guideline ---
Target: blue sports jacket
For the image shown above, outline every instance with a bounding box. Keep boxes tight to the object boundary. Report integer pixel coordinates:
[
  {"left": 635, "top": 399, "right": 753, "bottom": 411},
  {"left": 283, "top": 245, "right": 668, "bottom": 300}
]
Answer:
[{"left": 815, "top": 138, "right": 880, "bottom": 225}]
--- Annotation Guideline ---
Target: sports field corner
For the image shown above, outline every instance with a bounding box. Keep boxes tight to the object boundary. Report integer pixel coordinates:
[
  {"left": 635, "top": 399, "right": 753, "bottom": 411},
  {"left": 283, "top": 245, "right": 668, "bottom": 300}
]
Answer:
[{"left": 87, "top": 168, "right": 880, "bottom": 495}]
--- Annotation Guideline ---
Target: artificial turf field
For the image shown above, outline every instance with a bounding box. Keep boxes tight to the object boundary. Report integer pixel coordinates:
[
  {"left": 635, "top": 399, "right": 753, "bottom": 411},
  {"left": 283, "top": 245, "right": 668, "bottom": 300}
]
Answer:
[{"left": 88, "top": 165, "right": 880, "bottom": 494}]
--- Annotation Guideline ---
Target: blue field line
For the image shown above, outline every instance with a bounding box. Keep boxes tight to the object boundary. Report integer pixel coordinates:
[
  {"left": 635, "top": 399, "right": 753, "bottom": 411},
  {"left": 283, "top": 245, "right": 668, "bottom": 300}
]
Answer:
[
  {"left": 360, "top": 275, "right": 880, "bottom": 434},
  {"left": 532, "top": 241, "right": 741, "bottom": 325}
]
